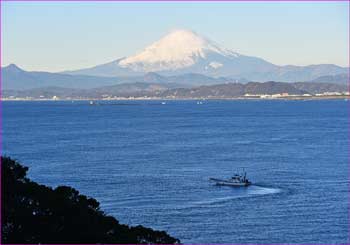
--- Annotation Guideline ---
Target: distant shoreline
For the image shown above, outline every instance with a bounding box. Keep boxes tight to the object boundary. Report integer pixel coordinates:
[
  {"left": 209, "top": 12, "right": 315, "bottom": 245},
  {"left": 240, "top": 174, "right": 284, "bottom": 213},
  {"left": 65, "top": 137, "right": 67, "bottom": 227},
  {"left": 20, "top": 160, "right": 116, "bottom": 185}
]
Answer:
[{"left": 2, "top": 95, "right": 350, "bottom": 101}]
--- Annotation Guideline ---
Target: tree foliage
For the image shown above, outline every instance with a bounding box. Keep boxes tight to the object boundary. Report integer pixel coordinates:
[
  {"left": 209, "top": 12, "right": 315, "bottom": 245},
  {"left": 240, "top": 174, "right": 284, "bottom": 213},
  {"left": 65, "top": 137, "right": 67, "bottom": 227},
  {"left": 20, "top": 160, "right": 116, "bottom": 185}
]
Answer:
[{"left": 1, "top": 156, "right": 180, "bottom": 244}]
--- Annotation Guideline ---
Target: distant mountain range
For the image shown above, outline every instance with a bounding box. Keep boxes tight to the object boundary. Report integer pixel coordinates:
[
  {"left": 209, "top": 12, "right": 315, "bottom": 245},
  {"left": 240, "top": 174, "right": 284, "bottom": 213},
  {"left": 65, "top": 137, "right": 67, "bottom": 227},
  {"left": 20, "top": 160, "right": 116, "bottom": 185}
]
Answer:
[
  {"left": 2, "top": 64, "right": 121, "bottom": 90},
  {"left": 158, "top": 82, "right": 347, "bottom": 99},
  {"left": 62, "top": 29, "right": 348, "bottom": 82},
  {"left": 306, "top": 73, "right": 348, "bottom": 84},
  {"left": 1, "top": 64, "right": 251, "bottom": 90},
  {"left": 4, "top": 81, "right": 347, "bottom": 100},
  {"left": 1, "top": 29, "right": 348, "bottom": 94},
  {"left": 2, "top": 63, "right": 348, "bottom": 91}
]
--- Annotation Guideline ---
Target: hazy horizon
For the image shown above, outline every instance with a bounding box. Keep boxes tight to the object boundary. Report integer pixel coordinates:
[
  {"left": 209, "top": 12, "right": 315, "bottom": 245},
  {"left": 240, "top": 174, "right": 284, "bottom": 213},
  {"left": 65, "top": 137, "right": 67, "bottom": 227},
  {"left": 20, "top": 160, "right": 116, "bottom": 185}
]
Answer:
[{"left": 2, "top": 2, "right": 349, "bottom": 72}]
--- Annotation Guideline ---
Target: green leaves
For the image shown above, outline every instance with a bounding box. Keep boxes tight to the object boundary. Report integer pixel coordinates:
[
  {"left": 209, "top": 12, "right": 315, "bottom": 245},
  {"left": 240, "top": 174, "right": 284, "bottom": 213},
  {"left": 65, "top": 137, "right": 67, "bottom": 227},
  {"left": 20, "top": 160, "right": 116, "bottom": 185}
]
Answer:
[{"left": 1, "top": 156, "right": 180, "bottom": 244}]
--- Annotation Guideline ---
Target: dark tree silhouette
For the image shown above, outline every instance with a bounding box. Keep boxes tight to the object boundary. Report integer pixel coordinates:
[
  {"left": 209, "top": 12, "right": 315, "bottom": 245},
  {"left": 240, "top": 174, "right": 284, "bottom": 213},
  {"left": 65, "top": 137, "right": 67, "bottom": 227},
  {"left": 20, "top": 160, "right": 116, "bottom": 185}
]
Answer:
[{"left": 1, "top": 156, "right": 180, "bottom": 244}]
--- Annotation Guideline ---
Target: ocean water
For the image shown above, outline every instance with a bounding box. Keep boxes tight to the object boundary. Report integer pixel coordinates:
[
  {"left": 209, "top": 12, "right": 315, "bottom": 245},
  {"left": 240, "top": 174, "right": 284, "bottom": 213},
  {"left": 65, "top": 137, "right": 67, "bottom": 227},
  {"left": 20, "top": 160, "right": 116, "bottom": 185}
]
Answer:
[{"left": 2, "top": 100, "right": 349, "bottom": 243}]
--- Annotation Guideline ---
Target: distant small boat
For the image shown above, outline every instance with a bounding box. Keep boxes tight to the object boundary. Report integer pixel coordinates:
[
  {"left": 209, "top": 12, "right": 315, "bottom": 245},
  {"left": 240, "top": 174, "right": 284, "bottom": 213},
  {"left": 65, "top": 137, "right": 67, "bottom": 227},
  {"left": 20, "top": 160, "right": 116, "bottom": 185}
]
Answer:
[
  {"left": 210, "top": 169, "right": 251, "bottom": 187},
  {"left": 197, "top": 101, "right": 203, "bottom": 104},
  {"left": 161, "top": 102, "right": 166, "bottom": 105},
  {"left": 89, "top": 100, "right": 98, "bottom": 105}
]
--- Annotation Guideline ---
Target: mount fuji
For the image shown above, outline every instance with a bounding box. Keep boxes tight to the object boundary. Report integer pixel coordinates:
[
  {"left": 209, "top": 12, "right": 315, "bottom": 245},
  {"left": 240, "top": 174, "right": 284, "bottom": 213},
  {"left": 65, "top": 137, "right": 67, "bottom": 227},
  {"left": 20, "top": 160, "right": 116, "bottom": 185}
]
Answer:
[{"left": 64, "top": 29, "right": 347, "bottom": 82}]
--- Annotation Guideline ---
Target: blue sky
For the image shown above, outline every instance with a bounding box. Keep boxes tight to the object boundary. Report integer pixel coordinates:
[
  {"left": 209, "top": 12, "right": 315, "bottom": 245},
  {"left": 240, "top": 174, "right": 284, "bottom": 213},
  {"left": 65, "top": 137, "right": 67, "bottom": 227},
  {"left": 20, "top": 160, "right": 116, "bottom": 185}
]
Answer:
[{"left": 2, "top": 1, "right": 349, "bottom": 72}]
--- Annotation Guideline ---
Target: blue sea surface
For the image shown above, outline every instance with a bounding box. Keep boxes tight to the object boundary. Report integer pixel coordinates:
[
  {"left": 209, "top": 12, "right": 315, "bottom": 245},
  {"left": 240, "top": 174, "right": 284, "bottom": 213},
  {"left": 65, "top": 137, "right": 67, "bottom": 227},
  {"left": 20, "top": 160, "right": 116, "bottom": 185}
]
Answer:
[{"left": 2, "top": 100, "right": 349, "bottom": 243}]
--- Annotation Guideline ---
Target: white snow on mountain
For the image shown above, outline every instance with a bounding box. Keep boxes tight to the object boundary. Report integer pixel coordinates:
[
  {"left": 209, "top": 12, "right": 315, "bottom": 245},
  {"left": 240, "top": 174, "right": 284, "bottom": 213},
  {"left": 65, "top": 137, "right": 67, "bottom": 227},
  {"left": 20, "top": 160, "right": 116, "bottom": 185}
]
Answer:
[
  {"left": 61, "top": 29, "right": 348, "bottom": 81},
  {"left": 208, "top": 61, "right": 223, "bottom": 69},
  {"left": 118, "top": 29, "right": 239, "bottom": 72}
]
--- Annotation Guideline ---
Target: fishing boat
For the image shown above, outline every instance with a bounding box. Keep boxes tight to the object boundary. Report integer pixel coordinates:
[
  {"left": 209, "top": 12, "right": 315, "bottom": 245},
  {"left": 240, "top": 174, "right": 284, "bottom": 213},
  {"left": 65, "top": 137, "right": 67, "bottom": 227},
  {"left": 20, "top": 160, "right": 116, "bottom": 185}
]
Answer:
[
  {"left": 210, "top": 169, "right": 251, "bottom": 187},
  {"left": 89, "top": 100, "right": 99, "bottom": 106}
]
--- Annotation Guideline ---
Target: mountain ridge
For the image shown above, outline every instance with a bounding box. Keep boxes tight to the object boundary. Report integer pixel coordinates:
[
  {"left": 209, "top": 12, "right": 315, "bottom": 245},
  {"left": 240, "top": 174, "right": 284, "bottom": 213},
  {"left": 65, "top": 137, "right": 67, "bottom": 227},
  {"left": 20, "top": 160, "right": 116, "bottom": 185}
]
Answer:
[
  {"left": 2, "top": 63, "right": 348, "bottom": 91},
  {"left": 1, "top": 64, "right": 241, "bottom": 90},
  {"left": 4, "top": 81, "right": 347, "bottom": 100},
  {"left": 61, "top": 29, "right": 348, "bottom": 81}
]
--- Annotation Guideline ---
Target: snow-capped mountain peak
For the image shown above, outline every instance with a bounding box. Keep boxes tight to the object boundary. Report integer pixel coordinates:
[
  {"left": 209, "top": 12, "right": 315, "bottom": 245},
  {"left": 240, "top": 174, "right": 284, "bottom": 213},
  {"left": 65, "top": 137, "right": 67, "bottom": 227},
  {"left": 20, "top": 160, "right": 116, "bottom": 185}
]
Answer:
[
  {"left": 61, "top": 29, "right": 348, "bottom": 80},
  {"left": 118, "top": 29, "right": 239, "bottom": 72}
]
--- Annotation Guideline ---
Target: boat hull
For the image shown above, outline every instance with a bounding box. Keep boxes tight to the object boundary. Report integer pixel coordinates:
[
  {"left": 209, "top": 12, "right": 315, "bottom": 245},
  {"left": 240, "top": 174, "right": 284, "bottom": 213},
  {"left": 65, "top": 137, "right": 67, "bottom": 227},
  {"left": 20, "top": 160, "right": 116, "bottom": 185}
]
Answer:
[{"left": 209, "top": 178, "right": 251, "bottom": 187}]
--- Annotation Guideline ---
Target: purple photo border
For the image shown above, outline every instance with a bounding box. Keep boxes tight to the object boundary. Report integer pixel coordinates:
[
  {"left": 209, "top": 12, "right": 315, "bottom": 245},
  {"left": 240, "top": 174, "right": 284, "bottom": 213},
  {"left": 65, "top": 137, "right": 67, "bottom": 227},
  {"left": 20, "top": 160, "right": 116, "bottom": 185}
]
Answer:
[
  {"left": 0, "top": 0, "right": 349, "bottom": 2},
  {"left": 0, "top": 0, "right": 349, "bottom": 244},
  {"left": 1, "top": 0, "right": 3, "bottom": 243}
]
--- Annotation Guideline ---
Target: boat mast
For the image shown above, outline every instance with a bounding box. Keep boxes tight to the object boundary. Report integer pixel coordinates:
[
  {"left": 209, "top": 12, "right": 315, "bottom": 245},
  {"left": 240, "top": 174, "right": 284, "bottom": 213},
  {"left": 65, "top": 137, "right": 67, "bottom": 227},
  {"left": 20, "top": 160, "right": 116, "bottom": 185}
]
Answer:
[{"left": 242, "top": 167, "right": 246, "bottom": 182}]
